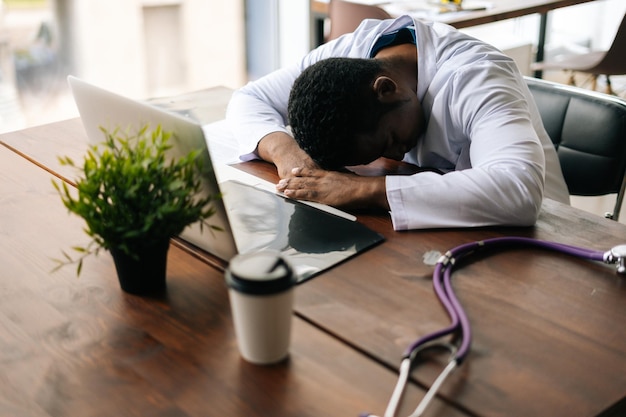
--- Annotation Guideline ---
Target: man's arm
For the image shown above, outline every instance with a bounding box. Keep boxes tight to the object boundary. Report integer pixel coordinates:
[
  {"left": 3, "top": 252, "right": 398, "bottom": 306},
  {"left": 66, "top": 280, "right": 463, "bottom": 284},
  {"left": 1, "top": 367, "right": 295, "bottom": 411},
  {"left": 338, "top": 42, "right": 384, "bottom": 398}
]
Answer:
[
  {"left": 386, "top": 66, "right": 546, "bottom": 230},
  {"left": 256, "top": 132, "right": 318, "bottom": 179},
  {"left": 225, "top": 69, "right": 297, "bottom": 162}
]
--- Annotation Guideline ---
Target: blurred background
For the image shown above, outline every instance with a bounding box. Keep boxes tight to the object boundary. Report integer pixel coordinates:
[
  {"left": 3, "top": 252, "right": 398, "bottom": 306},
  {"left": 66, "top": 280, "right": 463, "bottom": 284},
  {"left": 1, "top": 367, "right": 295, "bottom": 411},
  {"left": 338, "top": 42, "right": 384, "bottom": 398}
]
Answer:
[{"left": 1, "top": 0, "right": 625, "bottom": 133}]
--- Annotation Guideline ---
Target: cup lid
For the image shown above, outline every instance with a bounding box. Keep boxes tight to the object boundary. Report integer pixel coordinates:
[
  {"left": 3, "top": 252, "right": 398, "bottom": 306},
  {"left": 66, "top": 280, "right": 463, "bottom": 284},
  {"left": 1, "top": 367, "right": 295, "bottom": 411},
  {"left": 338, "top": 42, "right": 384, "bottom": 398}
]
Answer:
[{"left": 225, "top": 250, "right": 295, "bottom": 295}]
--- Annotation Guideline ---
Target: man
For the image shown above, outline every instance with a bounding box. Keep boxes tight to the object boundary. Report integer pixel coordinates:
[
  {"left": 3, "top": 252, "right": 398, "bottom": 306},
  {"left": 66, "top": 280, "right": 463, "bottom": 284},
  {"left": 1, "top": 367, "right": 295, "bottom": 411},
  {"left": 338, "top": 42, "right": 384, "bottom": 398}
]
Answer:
[{"left": 225, "top": 15, "right": 570, "bottom": 230}]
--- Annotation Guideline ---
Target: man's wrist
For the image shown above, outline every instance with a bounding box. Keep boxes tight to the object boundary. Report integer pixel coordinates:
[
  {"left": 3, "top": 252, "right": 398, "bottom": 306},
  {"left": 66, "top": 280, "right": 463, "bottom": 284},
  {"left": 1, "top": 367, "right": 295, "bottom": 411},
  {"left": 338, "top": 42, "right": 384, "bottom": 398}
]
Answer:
[
  {"left": 257, "top": 132, "right": 297, "bottom": 164},
  {"left": 373, "top": 176, "right": 390, "bottom": 211},
  {"left": 355, "top": 176, "right": 389, "bottom": 211}
]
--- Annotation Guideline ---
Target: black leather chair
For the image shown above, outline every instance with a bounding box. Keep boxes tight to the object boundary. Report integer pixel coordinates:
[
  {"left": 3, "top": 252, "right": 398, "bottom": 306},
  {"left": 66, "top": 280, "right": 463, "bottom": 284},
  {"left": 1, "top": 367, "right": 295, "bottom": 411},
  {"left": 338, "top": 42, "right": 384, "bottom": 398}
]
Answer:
[{"left": 525, "top": 76, "right": 626, "bottom": 220}]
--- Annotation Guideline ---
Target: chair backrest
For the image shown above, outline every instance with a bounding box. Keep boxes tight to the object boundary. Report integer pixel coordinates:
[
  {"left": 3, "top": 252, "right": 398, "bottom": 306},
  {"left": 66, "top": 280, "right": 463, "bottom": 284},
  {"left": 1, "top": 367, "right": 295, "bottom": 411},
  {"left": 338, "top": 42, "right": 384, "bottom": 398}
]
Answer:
[
  {"left": 327, "top": 0, "right": 391, "bottom": 41},
  {"left": 593, "top": 12, "right": 626, "bottom": 75},
  {"left": 525, "top": 76, "right": 626, "bottom": 219}
]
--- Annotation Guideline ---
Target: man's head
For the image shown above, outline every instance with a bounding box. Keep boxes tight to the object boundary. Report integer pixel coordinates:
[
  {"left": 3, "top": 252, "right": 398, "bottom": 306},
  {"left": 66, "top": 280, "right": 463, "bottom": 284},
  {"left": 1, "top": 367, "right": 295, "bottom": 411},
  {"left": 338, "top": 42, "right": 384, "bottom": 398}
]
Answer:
[{"left": 287, "top": 57, "right": 424, "bottom": 170}]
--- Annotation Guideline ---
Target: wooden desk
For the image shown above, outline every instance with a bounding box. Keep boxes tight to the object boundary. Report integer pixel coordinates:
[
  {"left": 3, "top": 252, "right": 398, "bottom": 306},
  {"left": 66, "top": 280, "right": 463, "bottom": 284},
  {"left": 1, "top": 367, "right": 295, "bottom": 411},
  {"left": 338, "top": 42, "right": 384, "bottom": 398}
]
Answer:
[
  {"left": 0, "top": 141, "right": 466, "bottom": 416},
  {"left": 2, "top": 90, "right": 626, "bottom": 416},
  {"left": 240, "top": 161, "right": 626, "bottom": 417},
  {"left": 312, "top": 0, "right": 598, "bottom": 76}
]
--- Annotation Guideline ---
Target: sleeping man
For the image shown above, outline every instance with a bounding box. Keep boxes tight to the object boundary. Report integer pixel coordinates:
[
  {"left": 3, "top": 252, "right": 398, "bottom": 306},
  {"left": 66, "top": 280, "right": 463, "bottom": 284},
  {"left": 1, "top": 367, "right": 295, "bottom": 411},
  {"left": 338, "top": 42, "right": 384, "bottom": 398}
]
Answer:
[{"left": 226, "top": 15, "right": 570, "bottom": 230}]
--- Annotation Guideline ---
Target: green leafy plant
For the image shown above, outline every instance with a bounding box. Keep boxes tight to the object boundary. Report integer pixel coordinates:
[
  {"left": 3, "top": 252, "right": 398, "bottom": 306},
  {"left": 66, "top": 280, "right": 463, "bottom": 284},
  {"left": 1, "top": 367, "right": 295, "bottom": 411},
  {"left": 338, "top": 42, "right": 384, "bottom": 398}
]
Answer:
[{"left": 52, "top": 124, "right": 220, "bottom": 275}]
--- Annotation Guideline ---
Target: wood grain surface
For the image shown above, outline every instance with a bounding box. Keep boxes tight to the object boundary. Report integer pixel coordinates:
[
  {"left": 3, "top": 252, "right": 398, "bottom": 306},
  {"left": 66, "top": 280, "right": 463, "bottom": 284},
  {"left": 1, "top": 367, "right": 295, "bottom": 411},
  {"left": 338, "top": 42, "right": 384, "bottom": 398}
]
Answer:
[{"left": 1, "top": 145, "right": 470, "bottom": 417}]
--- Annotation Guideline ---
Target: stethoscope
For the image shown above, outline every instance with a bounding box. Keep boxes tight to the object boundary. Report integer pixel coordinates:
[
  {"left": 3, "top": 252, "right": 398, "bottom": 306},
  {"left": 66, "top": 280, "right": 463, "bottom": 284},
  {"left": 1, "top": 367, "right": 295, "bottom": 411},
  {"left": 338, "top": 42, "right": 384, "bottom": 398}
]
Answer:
[{"left": 362, "top": 236, "right": 626, "bottom": 417}]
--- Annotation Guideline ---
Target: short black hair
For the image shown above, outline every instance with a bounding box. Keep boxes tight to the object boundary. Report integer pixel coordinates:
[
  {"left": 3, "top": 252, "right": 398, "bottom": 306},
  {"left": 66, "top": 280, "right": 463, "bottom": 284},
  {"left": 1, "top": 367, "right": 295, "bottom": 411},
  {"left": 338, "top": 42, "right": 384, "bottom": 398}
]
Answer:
[{"left": 287, "top": 57, "right": 396, "bottom": 169}]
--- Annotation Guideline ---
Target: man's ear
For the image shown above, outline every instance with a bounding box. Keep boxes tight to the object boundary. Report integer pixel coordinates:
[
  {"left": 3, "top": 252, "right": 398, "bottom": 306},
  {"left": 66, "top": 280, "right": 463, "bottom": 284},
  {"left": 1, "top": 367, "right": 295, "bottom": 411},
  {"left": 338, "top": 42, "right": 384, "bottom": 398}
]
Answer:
[{"left": 373, "top": 76, "right": 398, "bottom": 103}]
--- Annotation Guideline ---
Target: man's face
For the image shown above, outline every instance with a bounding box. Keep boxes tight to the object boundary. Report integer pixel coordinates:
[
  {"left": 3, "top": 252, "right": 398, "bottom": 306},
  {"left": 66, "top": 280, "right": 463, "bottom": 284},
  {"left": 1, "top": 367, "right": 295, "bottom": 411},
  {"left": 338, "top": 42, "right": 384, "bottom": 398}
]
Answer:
[{"left": 347, "top": 97, "right": 425, "bottom": 166}]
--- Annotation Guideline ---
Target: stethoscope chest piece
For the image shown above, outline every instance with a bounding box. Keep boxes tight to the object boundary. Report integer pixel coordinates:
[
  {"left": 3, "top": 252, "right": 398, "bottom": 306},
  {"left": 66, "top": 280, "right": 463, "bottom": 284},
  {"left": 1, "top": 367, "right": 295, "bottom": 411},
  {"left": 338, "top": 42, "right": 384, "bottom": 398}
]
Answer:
[{"left": 608, "top": 244, "right": 626, "bottom": 274}]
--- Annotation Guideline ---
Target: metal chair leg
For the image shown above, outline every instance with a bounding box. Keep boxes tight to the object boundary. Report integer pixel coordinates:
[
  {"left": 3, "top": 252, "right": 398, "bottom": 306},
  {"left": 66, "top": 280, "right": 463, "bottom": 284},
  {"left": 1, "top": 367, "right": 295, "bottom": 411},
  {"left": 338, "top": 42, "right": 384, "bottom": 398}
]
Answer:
[
  {"left": 591, "top": 74, "right": 598, "bottom": 91},
  {"left": 605, "top": 75, "right": 615, "bottom": 95},
  {"left": 567, "top": 71, "right": 577, "bottom": 86}
]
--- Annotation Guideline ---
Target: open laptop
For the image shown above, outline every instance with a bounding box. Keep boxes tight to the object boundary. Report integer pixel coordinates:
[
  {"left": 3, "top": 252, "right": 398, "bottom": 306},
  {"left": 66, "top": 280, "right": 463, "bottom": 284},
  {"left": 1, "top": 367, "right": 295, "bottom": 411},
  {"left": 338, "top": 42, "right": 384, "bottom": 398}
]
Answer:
[{"left": 68, "top": 76, "right": 384, "bottom": 283}]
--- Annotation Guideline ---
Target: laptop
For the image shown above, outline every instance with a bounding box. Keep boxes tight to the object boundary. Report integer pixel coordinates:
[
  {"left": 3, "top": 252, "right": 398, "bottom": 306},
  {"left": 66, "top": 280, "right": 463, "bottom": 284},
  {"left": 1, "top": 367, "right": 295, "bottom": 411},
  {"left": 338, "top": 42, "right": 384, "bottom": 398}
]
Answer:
[{"left": 68, "top": 76, "right": 384, "bottom": 283}]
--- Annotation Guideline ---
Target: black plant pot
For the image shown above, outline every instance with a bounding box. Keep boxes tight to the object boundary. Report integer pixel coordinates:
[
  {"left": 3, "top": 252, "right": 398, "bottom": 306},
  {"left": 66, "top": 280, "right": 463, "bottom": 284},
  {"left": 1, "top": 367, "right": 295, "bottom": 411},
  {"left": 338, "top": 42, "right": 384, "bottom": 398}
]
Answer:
[{"left": 110, "top": 240, "right": 170, "bottom": 295}]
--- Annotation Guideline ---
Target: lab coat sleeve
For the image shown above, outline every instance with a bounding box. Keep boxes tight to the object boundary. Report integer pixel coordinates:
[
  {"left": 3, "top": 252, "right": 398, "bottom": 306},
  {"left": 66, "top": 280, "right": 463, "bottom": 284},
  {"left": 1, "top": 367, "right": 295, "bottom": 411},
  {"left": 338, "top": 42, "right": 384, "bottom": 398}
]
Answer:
[
  {"left": 387, "top": 63, "right": 546, "bottom": 230},
  {"left": 225, "top": 65, "right": 300, "bottom": 161}
]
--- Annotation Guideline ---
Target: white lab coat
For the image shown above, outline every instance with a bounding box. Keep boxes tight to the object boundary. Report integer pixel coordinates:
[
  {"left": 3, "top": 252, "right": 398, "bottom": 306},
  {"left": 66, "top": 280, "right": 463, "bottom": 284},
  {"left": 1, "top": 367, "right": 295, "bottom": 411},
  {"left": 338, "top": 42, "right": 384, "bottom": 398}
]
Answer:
[{"left": 226, "top": 15, "right": 570, "bottom": 230}]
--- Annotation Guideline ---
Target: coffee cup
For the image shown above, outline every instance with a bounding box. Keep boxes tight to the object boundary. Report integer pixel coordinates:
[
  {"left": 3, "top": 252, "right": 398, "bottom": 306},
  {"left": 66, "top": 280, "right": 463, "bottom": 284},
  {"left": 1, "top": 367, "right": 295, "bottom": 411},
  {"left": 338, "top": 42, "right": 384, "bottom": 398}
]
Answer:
[{"left": 225, "top": 250, "right": 296, "bottom": 364}]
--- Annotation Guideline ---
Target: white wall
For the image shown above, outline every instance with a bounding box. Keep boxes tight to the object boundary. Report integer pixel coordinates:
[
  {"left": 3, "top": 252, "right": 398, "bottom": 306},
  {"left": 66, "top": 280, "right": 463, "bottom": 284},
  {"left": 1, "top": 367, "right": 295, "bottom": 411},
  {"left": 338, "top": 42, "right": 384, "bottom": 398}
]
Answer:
[{"left": 56, "top": 0, "right": 246, "bottom": 99}]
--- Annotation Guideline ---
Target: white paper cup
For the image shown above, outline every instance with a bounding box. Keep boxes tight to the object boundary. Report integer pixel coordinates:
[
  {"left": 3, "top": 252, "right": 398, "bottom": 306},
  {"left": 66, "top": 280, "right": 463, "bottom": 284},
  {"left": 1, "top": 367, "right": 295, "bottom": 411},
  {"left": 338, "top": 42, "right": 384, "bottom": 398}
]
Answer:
[{"left": 225, "top": 251, "right": 296, "bottom": 364}]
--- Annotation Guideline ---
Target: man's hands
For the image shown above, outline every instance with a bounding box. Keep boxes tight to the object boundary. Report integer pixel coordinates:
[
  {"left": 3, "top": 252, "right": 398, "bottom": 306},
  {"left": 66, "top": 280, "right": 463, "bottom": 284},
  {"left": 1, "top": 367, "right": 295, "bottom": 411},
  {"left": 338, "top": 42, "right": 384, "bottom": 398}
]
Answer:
[
  {"left": 257, "top": 132, "right": 318, "bottom": 179},
  {"left": 277, "top": 167, "right": 389, "bottom": 210},
  {"left": 257, "top": 132, "right": 389, "bottom": 210}
]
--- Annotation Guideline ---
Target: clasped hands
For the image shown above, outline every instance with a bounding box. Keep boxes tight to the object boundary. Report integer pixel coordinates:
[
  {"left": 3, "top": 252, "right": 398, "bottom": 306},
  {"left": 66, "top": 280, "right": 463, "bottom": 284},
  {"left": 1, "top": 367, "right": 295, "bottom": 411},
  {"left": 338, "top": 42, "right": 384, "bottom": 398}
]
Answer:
[
  {"left": 258, "top": 132, "right": 389, "bottom": 210},
  {"left": 275, "top": 166, "right": 388, "bottom": 211}
]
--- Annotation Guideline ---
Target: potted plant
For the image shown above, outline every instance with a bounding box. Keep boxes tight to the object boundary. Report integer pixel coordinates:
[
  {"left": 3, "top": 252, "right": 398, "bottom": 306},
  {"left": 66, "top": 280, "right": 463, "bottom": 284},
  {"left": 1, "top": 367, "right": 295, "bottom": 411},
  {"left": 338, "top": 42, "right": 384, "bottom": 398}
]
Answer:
[{"left": 52, "top": 124, "right": 220, "bottom": 295}]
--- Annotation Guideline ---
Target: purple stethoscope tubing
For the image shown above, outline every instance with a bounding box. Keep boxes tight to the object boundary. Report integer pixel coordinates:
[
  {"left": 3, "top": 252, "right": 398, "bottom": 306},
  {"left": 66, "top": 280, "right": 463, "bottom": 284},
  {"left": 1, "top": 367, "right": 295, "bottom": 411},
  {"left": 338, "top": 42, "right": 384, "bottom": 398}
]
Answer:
[
  {"left": 364, "top": 236, "right": 623, "bottom": 417},
  {"left": 408, "top": 236, "right": 607, "bottom": 362}
]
